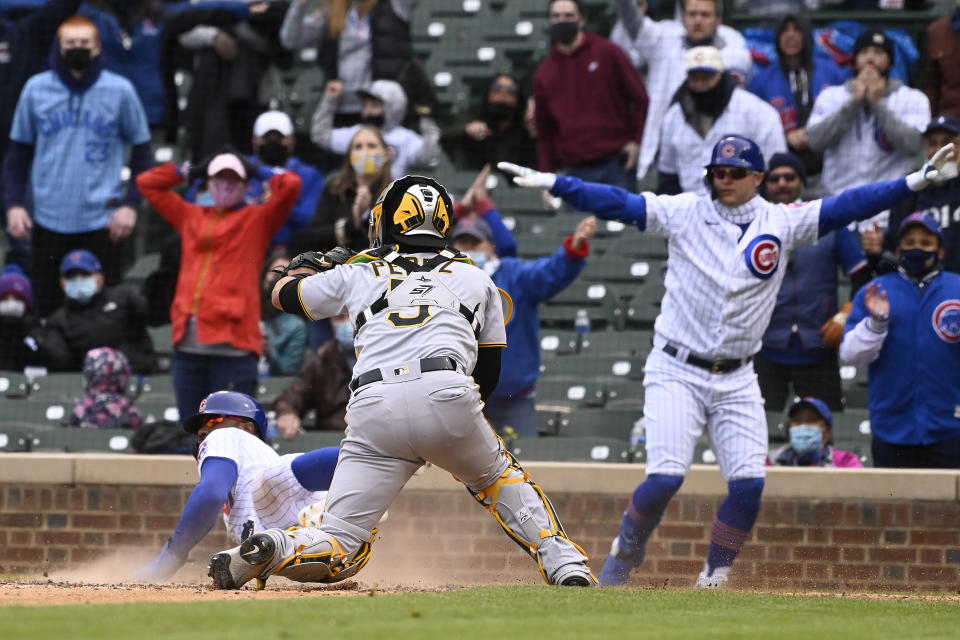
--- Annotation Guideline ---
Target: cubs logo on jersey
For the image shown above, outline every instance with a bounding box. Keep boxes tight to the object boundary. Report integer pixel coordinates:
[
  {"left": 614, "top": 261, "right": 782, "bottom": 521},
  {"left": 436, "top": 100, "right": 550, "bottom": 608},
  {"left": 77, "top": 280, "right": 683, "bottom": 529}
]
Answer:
[
  {"left": 931, "top": 300, "right": 960, "bottom": 343},
  {"left": 744, "top": 234, "right": 781, "bottom": 280}
]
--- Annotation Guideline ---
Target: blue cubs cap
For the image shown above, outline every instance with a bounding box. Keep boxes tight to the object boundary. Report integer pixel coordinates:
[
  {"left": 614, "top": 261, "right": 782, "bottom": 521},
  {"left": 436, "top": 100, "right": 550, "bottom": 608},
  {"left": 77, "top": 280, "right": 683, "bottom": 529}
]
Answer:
[
  {"left": 452, "top": 216, "right": 493, "bottom": 243},
  {"left": 60, "top": 249, "right": 102, "bottom": 276},
  {"left": 898, "top": 211, "right": 942, "bottom": 240},
  {"left": 924, "top": 115, "right": 960, "bottom": 137},
  {"left": 788, "top": 397, "right": 833, "bottom": 428}
]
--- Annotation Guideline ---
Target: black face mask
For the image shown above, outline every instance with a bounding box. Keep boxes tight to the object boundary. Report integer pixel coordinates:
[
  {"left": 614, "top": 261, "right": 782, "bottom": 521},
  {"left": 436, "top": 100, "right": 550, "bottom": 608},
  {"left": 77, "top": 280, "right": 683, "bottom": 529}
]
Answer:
[
  {"left": 484, "top": 101, "right": 514, "bottom": 123},
  {"left": 258, "top": 141, "right": 290, "bottom": 167},
  {"left": 690, "top": 78, "right": 726, "bottom": 116},
  {"left": 899, "top": 248, "right": 939, "bottom": 279},
  {"left": 361, "top": 113, "right": 386, "bottom": 128},
  {"left": 550, "top": 21, "right": 580, "bottom": 46},
  {"left": 63, "top": 47, "right": 93, "bottom": 73}
]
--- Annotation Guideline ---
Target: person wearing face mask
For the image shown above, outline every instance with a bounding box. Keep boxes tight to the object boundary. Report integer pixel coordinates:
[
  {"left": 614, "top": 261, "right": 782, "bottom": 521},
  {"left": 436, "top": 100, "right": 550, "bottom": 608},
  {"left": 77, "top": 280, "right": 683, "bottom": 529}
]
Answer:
[
  {"left": 534, "top": 0, "right": 648, "bottom": 192},
  {"left": 770, "top": 397, "right": 863, "bottom": 468},
  {"left": 311, "top": 78, "right": 439, "bottom": 179},
  {"left": 136, "top": 151, "right": 302, "bottom": 427},
  {"left": 451, "top": 178, "right": 597, "bottom": 437},
  {"left": 658, "top": 46, "right": 786, "bottom": 195},
  {"left": 3, "top": 14, "right": 152, "bottom": 318},
  {"left": 289, "top": 126, "right": 393, "bottom": 259},
  {"left": 874, "top": 115, "right": 960, "bottom": 275},
  {"left": 0, "top": 263, "right": 40, "bottom": 371},
  {"left": 273, "top": 312, "right": 356, "bottom": 439},
  {"left": 841, "top": 213, "right": 960, "bottom": 468},
  {"left": 807, "top": 29, "right": 930, "bottom": 231},
  {"left": 440, "top": 74, "right": 537, "bottom": 176},
  {"left": 32, "top": 249, "right": 157, "bottom": 373},
  {"left": 261, "top": 254, "right": 307, "bottom": 375}
]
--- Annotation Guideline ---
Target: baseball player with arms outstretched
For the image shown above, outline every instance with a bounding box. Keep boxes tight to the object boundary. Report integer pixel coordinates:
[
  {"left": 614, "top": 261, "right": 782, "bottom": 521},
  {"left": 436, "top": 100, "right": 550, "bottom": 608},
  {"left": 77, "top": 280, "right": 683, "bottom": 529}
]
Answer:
[
  {"left": 205, "top": 175, "right": 595, "bottom": 589},
  {"left": 500, "top": 135, "right": 956, "bottom": 588},
  {"left": 132, "top": 391, "right": 340, "bottom": 581}
]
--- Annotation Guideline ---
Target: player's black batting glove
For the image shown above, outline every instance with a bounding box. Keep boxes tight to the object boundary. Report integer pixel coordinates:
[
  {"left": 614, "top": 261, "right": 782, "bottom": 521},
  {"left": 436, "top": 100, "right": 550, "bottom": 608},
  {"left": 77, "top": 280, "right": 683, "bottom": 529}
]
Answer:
[{"left": 273, "top": 247, "right": 356, "bottom": 277}]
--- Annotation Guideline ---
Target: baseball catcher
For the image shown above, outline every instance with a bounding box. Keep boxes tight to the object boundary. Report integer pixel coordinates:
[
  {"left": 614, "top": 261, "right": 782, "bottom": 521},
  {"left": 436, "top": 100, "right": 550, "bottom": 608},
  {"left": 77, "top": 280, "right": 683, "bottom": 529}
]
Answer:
[{"left": 206, "top": 175, "right": 597, "bottom": 589}]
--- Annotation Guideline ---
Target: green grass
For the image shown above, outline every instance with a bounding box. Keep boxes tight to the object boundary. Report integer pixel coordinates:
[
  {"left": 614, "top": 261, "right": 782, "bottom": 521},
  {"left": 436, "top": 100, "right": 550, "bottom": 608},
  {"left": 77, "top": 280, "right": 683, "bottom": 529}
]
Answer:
[{"left": 2, "top": 586, "right": 958, "bottom": 640}]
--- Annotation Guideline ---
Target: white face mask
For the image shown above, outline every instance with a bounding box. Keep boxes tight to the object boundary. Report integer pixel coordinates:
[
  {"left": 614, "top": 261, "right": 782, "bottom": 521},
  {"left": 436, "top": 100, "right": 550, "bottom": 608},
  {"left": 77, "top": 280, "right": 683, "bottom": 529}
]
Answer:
[
  {"left": 0, "top": 298, "right": 26, "bottom": 318},
  {"left": 64, "top": 275, "right": 99, "bottom": 303}
]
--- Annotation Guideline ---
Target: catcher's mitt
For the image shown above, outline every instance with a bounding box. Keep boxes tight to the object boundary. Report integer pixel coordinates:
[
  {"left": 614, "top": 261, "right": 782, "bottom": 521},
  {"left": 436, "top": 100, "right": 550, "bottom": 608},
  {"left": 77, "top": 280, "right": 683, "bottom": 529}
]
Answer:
[{"left": 274, "top": 246, "right": 356, "bottom": 277}]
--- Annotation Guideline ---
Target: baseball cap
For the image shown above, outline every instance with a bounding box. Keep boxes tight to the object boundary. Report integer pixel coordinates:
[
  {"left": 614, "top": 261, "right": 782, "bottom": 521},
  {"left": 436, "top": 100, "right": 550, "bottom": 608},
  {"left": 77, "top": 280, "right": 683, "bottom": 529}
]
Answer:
[
  {"left": 452, "top": 217, "right": 493, "bottom": 243},
  {"left": 897, "top": 211, "right": 942, "bottom": 240},
  {"left": 60, "top": 249, "right": 102, "bottom": 276},
  {"left": 787, "top": 397, "right": 833, "bottom": 429},
  {"left": 853, "top": 29, "right": 895, "bottom": 63},
  {"left": 253, "top": 110, "right": 294, "bottom": 138},
  {"left": 685, "top": 46, "right": 724, "bottom": 74},
  {"left": 207, "top": 153, "right": 247, "bottom": 180},
  {"left": 0, "top": 264, "right": 34, "bottom": 310},
  {"left": 923, "top": 114, "right": 960, "bottom": 137}
]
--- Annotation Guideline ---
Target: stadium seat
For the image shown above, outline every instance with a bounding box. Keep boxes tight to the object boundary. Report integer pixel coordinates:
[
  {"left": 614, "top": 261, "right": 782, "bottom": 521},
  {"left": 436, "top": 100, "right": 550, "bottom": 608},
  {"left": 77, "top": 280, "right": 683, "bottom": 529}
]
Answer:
[
  {"left": 509, "top": 436, "right": 632, "bottom": 463},
  {"left": 0, "top": 370, "right": 29, "bottom": 399},
  {"left": 831, "top": 408, "right": 871, "bottom": 439},
  {"left": 124, "top": 252, "right": 160, "bottom": 285},
  {"left": 608, "top": 233, "right": 669, "bottom": 260},
  {"left": 0, "top": 425, "right": 35, "bottom": 452},
  {"left": 624, "top": 284, "right": 666, "bottom": 329},
  {"left": 766, "top": 411, "right": 789, "bottom": 443},
  {"left": 602, "top": 379, "right": 644, "bottom": 410},
  {"left": 7, "top": 396, "right": 70, "bottom": 428},
  {"left": 555, "top": 408, "right": 641, "bottom": 440},
  {"left": 539, "top": 281, "right": 624, "bottom": 330},
  {"left": 539, "top": 353, "right": 644, "bottom": 381},
  {"left": 578, "top": 330, "right": 652, "bottom": 356},
  {"left": 136, "top": 393, "right": 180, "bottom": 424},
  {"left": 29, "top": 427, "right": 135, "bottom": 453},
  {"left": 536, "top": 378, "right": 606, "bottom": 410},
  {"left": 257, "top": 376, "right": 295, "bottom": 407},
  {"left": 271, "top": 430, "right": 344, "bottom": 455},
  {"left": 539, "top": 329, "right": 579, "bottom": 356},
  {"left": 148, "top": 325, "right": 174, "bottom": 356},
  {"left": 693, "top": 440, "right": 719, "bottom": 465}
]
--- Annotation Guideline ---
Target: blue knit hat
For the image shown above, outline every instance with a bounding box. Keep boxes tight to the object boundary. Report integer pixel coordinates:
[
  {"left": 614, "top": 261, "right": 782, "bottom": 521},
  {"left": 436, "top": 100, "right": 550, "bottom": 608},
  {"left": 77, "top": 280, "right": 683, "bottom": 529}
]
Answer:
[{"left": 0, "top": 264, "right": 34, "bottom": 310}]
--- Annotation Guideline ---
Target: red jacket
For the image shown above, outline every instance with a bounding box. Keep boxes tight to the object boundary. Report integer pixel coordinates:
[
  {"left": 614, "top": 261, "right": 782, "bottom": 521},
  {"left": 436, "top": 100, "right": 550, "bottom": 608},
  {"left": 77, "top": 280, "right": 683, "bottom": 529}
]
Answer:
[
  {"left": 137, "top": 163, "right": 302, "bottom": 355},
  {"left": 533, "top": 32, "right": 649, "bottom": 172}
]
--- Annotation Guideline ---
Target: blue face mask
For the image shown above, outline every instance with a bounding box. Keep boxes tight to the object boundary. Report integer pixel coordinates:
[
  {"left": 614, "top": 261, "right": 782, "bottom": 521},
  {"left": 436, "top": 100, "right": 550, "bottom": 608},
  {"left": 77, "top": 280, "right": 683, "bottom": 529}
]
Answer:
[
  {"left": 333, "top": 322, "right": 354, "bottom": 348},
  {"left": 789, "top": 424, "right": 824, "bottom": 456},
  {"left": 467, "top": 251, "right": 487, "bottom": 270},
  {"left": 64, "top": 275, "right": 98, "bottom": 303},
  {"left": 899, "top": 248, "right": 938, "bottom": 278}
]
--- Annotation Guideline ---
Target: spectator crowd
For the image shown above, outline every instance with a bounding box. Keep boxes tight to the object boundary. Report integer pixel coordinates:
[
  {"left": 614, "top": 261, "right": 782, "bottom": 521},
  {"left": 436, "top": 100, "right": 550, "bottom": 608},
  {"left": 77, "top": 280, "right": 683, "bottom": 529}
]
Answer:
[{"left": 2, "top": 0, "right": 960, "bottom": 470}]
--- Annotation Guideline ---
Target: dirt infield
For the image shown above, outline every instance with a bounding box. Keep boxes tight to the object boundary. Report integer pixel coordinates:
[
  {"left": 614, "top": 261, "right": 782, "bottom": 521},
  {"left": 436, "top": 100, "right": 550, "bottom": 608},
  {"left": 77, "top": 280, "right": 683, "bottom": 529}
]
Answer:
[{"left": 4, "top": 577, "right": 959, "bottom": 607}]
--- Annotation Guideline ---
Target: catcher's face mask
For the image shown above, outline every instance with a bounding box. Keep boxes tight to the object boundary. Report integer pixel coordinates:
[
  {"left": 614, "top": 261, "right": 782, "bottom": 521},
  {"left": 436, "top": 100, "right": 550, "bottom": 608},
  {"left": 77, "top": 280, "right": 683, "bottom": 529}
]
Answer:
[{"left": 369, "top": 175, "right": 452, "bottom": 249}]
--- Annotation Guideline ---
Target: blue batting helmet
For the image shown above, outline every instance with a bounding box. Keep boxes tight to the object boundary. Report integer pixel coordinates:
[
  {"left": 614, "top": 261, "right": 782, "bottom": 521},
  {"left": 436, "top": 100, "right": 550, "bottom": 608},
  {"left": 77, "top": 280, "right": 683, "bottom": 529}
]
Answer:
[
  {"left": 706, "top": 135, "right": 765, "bottom": 172},
  {"left": 183, "top": 391, "right": 267, "bottom": 439}
]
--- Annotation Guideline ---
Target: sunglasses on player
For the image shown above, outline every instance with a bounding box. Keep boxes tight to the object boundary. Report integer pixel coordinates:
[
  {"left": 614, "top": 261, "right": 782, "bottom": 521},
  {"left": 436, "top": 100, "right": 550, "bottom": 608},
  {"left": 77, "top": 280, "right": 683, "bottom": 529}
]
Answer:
[
  {"left": 203, "top": 415, "right": 248, "bottom": 428},
  {"left": 708, "top": 167, "right": 753, "bottom": 181},
  {"left": 767, "top": 172, "right": 800, "bottom": 183}
]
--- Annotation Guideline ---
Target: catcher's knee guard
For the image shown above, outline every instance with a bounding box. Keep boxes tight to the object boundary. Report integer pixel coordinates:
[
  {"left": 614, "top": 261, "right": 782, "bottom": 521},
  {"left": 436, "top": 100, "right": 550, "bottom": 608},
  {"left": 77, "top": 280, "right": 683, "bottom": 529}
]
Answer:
[{"left": 470, "top": 452, "right": 593, "bottom": 585}]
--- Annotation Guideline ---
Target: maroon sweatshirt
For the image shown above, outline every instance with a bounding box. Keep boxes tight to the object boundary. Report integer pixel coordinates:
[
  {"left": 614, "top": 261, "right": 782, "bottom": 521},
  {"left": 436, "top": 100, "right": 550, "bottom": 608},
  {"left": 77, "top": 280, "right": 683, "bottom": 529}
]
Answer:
[{"left": 533, "top": 32, "right": 649, "bottom": 172}]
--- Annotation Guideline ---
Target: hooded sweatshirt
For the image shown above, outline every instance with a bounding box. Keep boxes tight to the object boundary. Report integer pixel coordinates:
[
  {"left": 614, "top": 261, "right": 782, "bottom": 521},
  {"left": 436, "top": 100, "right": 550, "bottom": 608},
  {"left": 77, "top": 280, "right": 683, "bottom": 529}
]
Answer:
[
  {"left": 747, "top": 14, "right": 850, "bottom": 176},
  {"left": 312, "top": 78, "right": 440, "bottom": 178}
]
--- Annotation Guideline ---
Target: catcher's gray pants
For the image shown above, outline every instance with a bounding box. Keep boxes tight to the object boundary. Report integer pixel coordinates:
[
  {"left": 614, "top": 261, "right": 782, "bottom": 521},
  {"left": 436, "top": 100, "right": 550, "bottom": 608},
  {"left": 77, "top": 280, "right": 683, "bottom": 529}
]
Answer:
[{"left": 322, "top": 368, "right": 590, "bottom": 584}]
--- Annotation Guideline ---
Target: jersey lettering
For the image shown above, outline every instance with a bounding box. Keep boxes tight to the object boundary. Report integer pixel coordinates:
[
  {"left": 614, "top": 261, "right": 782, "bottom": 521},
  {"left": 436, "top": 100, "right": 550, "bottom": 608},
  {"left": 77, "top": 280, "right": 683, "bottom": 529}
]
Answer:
[{"left": 387, "top": 305, "right": 433, "bottom": 327}]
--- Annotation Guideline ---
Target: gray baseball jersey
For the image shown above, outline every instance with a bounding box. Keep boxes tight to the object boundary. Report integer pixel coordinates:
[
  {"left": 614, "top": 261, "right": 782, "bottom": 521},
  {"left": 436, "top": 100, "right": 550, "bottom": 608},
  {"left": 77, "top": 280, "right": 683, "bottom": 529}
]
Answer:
[{"left": 296, "top": 252, "right": 507, "bottom": 374}]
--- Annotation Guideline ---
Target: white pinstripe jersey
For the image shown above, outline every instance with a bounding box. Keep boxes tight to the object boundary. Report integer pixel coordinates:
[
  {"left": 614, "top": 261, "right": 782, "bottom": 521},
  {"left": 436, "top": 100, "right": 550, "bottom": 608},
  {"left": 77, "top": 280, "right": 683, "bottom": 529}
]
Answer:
[
  {"left": 643, "top": 192, "right": 822, "bottom": 359},
  {"left": 296, "top": 252, "right": 507, "bottom": 377},
  {"left": 196, "top": 428, "right": 326, "bottom": 543}
]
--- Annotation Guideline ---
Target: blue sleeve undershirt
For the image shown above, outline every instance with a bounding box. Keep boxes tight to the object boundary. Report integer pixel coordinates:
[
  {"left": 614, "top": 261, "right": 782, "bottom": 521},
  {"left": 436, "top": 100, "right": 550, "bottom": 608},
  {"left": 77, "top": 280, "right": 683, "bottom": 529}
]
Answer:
[
  {"left": 481, "top": 206, "right": 518, "bottom": 258},
  {"left": 817, "top": 178, "right": 912, "bottom": 238},
  {"left": 550, "top": 174, "right": 648, "bottom": 230},
  {"left": 165, "top": 456, "right": 237, "bottom": 557},
  {"left": 290, "top": 446, "right": 340, "bottom": 491}
]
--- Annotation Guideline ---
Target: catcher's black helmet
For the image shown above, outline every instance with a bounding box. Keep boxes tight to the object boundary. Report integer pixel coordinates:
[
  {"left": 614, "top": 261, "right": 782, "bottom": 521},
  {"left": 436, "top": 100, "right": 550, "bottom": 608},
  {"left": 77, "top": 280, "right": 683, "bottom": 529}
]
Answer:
[{"left": 369, "top": 175, "right": 453, "bottom": 250}]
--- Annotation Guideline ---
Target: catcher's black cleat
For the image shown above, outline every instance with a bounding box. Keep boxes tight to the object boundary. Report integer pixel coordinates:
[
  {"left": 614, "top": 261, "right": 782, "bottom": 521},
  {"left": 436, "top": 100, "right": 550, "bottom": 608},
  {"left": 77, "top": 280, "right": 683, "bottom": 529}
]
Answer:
[{"left": 208, "top": 532, "right": 278, "bottom": 590}]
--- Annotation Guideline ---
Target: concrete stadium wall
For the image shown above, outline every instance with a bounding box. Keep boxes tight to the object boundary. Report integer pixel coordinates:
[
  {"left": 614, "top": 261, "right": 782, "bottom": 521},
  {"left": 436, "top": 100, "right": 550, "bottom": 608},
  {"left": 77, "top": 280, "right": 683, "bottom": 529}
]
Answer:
[{"left": 1, "top": 454, "right": 959, "bottom": 591}]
